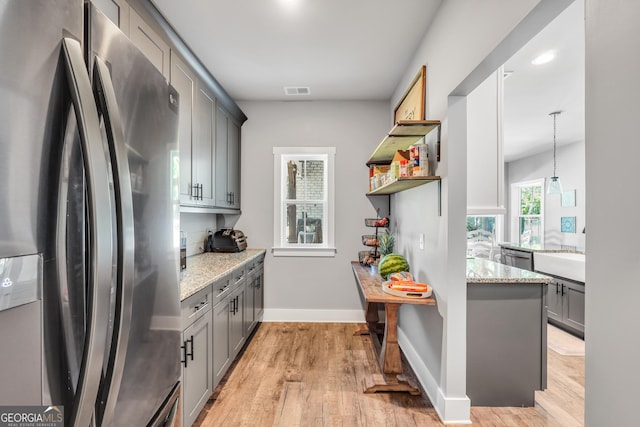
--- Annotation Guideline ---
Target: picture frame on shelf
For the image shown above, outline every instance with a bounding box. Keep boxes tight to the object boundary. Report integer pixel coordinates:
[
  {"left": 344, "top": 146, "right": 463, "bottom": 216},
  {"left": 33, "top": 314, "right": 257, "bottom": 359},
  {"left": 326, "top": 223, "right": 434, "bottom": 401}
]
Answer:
[{"left": 394, "top": 65, "right": 426, "bottom": 123}]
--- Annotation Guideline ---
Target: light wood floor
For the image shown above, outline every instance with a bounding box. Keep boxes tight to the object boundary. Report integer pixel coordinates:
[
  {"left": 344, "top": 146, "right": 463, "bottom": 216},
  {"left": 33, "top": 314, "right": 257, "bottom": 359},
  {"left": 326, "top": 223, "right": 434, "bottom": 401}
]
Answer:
[{"left": 194, "top": 323, "right": 584, "bottom": 426}]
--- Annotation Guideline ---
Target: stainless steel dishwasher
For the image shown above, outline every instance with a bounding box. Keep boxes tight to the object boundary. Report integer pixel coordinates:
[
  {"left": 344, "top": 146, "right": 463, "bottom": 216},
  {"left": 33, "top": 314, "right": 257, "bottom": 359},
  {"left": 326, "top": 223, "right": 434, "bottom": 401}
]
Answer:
[{"left": 500, "top": 247, "right": 534, "bottom": 271}]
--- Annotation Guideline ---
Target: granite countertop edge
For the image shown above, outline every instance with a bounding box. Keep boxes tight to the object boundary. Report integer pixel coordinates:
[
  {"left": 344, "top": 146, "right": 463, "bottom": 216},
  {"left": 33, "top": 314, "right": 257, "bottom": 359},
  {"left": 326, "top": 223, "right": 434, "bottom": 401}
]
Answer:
[
  {"left": 498, "top": 242, "right": 585, "bottom": 254},
  {"left": 466, "top": 257, "right": 554, "bottom": 285},
  {"left": 180, "top": 248, "right": 266, "bottom": 301}
]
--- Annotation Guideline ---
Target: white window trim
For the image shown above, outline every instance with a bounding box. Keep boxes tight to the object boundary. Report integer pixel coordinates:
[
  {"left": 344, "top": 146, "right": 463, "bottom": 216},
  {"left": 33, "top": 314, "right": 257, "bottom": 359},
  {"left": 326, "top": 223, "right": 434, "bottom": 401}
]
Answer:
[
  {"left": 510, "top": 178, "right": 545, "bottom": 246},
  {"left": 272, "top": 147, "right": 336, "bottom": 257}
]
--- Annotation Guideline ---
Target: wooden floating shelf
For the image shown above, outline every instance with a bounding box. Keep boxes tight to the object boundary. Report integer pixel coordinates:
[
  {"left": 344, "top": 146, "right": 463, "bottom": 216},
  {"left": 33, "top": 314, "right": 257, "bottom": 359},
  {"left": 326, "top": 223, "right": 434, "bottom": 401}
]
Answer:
[
  {"left": 366, "top": 120, "right": 441, "bottom": 166},
  {"left": 366, "top": 176, "right": 441, "bottom": 196}
]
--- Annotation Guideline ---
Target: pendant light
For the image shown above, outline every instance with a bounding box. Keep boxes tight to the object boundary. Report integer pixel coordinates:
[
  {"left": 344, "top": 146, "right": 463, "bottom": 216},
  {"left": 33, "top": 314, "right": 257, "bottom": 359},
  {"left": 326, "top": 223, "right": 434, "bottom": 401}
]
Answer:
[{"left": 547, "top": 111, "right": 563, "bottom": 195}]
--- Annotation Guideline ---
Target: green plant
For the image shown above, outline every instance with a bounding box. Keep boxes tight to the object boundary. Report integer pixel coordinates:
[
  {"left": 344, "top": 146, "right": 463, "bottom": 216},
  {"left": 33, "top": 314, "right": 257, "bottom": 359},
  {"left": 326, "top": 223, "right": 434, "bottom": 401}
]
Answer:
[{"left": 378, "top": 231, "right": 395, "bottom": 257}]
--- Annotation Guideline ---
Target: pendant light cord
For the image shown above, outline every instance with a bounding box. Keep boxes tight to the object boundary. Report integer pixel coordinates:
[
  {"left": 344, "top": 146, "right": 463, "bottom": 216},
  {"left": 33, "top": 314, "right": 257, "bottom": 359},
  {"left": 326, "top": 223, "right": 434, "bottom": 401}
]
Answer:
[
  {"left": 553, "top": 112, "right": 557, "bottom": 177},
  {"left": 550, "top": 111, "right": 561, "bottom": 177}
]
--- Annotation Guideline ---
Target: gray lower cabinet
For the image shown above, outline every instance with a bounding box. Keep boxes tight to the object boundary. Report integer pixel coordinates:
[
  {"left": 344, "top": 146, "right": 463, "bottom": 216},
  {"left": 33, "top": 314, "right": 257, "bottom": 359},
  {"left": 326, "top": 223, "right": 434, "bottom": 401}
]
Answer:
[
  {"left": 182, "top": 255, "right": 265, "bottom": 425},
  {"left": 229, "top": 283, "right": 246, "bottom": 358},
  {"left": 546, "top": 276, "right": 585, "bottom": 338},
  {"left": 212, "top": 294, "right": 231, "bottom": 388},
  {"left": 180, "top": 288, "right": 213, "bottom": 427},
  {"left": 467, "top": 282, "right": 547, "bottom": 406},
  {"left": 246, "top": 255, "right": 265, "bottom": 335}
]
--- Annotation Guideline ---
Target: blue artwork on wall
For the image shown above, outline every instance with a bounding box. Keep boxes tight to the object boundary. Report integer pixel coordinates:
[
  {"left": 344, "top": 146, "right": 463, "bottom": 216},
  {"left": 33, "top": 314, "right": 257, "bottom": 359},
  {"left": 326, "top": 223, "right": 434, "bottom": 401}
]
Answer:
[{"left": 561, "top": 216, "right": 576, "bottom": 233}]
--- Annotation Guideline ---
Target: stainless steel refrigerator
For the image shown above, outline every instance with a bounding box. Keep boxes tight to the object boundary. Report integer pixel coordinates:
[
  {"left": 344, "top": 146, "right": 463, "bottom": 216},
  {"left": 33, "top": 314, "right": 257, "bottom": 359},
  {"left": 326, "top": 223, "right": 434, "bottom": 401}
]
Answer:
[{"left": 0, "top": 1, "right": 181, "bottom": 426}]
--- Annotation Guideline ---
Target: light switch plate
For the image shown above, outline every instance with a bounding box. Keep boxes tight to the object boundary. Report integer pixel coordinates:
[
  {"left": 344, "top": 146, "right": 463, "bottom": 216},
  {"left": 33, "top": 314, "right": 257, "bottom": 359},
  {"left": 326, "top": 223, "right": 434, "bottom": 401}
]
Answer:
[{"left": 419, "top": 233, "right": 424, "bottom": 250}]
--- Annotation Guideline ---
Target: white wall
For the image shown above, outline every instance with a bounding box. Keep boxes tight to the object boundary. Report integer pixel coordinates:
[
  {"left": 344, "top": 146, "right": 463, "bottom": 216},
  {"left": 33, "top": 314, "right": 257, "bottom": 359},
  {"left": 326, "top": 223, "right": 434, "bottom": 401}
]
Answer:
[
  {"left": 386, "top": 0, "right": 582, "bottom": 423},
  {"left": 585, "top": 1, "right": 640, "bottom": 425},
  {"left": 507, "top": 140, "right": 585, "bottom": 248},
  {"left": 467, "top": 70, "right": 504, "bottom": 213},
  {"left": 235, "top": 100, "right": 389, "bottom": 321}
]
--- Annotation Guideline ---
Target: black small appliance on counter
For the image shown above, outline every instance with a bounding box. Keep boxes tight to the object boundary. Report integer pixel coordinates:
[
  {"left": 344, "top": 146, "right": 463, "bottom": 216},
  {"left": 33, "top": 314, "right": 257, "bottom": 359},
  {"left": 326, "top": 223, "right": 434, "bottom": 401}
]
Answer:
[{"left": 205, "top": 228, "right": 247, "bottom": 253}]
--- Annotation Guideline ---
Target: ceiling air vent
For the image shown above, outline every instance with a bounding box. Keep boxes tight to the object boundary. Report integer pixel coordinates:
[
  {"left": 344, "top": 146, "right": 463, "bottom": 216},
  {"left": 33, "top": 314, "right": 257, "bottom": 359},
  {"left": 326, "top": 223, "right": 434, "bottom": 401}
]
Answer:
[{"left": 284, "top": 86, "right": 311, "bottom": 96}]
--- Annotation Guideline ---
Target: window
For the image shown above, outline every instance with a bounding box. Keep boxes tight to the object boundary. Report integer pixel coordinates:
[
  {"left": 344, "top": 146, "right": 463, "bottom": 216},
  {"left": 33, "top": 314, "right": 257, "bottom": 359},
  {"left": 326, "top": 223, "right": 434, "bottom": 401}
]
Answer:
[
  {"left": 466, "top": 215, "right": 503, "bottom": 259},
  {"left": 272, "top": 147, "right": 336, "bottom": 257},
  {"left": 510, "top": 179, "right": 544, "bottom": 246}
]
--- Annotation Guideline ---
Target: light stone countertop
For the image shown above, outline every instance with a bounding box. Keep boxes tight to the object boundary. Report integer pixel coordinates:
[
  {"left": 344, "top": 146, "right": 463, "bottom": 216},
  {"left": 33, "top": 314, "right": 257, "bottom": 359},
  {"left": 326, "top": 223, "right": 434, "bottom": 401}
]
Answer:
[
  {"left": 467, "top": 257, "right": 553, "bottom": 284},
  {"left": 180, "top": 249, "right": 266, "bottom": 301},
  {"left": 498, "top": 242, "right": 585, "bottom": 254}
]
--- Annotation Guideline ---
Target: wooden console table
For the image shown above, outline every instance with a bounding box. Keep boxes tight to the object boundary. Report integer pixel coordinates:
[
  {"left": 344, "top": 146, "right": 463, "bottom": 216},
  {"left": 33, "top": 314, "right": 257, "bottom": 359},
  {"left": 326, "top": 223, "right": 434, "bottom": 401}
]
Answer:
[{"left": 351, "top": 261, "right": 436, "bottom": 395}]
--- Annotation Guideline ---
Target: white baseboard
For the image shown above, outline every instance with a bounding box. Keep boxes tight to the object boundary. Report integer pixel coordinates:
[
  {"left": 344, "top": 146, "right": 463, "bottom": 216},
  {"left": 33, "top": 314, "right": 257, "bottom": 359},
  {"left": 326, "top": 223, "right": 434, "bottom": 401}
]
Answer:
[
  {"left": 398, "top": 327, "right": 471, "bottom": 424},
  {"left": 263, "top": 308, "right": 364, "bottom": 323}
]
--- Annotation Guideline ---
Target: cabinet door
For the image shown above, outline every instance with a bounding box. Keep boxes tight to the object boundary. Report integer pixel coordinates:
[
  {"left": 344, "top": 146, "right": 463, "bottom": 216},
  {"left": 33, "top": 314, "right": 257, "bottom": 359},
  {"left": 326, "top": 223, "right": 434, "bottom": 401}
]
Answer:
[
  {"left": 129, "top": 8, "right": 170, "bottom": 79},
  {"left": 182, "top": 312, "right": 213, "bottom": 427},
  {"left": 170, "top": 53, "right": 196, "bottom": 206},
  {"left": 92, "top": 0, "right": 130, "bottom": 34},
  {"left": 227, "top": 120, "right": 240, "bottom": 208},
  {"left": 229, "top": 285, "right": 245, "bottom": 358},
  {"left": 212, "top": 298, "right": 231, "bottom": 388},
  {"left": 215, "top": 105, "right": 229, "bottom": 207},
  {"left": 194, "top": 84, "right": 216, "bottom": 206},
  {"left": 245, "top": 275, "right": 256, "bottom": 335},
  {"left": 546, "top": 281, "right": 563, "bottom": 322},
  {"left": 562, "top": 279, "right": 585, "bottom": 333},
  {"left": 255, "top": 267, "right": 264, "bottom": 320}
]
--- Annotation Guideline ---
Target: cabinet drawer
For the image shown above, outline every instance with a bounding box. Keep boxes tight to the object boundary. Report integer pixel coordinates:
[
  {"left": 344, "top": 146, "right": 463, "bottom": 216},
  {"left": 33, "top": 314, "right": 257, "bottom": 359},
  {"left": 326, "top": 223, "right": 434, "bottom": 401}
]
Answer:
[
  {"left": 181, "top": 285, "right": 213, "bottom": 328},
  {"left": 247, "top": 254, "right": 265, "bottom": 278},
  {"left": 212, "top": 274, "right": 233, "bottom": 306},
  {"left": 231, "top": 265, "right": 247, "bottom": 286}
]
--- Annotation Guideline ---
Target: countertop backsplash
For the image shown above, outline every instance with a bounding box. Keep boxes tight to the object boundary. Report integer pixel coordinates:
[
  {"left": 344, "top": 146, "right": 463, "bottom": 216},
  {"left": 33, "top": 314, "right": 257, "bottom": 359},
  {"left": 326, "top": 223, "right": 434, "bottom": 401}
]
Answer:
[{"left": 180, "top": 212, "right": 217, "bottom": 256}]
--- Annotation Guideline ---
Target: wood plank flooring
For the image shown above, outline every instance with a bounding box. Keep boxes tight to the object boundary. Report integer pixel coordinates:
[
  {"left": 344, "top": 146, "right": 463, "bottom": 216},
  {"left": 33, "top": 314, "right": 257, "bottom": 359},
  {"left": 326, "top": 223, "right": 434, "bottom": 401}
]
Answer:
[{"left": 194, "top": 322, "right": 584, "bottom": 426}]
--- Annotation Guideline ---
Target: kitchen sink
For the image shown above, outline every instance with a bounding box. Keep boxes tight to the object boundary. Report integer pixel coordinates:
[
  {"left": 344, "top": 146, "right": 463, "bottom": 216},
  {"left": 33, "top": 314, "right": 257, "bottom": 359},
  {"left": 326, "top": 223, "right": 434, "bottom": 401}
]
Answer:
[{"left": 534, "top": 252, "right": 585, "bottom": 282}]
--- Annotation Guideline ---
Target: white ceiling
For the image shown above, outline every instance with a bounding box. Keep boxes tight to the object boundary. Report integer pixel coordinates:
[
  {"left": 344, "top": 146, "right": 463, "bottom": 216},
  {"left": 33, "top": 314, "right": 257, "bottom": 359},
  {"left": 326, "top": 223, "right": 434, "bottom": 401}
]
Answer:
[
  {"left": 151, "top": 0, "right": 442, "bottom": 101},
  {"left": 151, "top": 0, "right": 584, "bottom": 162},
  {"left": 502, "top": 0, "right": 585, "bottom": 162}
]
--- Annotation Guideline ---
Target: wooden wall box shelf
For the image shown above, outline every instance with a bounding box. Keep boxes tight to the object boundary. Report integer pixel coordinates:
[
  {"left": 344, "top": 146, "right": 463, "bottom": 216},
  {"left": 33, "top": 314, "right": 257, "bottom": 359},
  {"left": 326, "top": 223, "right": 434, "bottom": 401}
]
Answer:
[
  {"left": 367, "top": 176, "right": 441, "bottom": 196},
  {"left": 366, "top": 120, "right": 441, "bottom": 166}
]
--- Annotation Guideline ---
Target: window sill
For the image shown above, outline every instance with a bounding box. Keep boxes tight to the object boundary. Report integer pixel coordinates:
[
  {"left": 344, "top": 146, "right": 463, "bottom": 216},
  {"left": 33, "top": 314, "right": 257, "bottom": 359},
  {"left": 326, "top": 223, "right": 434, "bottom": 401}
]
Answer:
[{"left": 272, "top": 247, "right": 337, "bottom": 258}]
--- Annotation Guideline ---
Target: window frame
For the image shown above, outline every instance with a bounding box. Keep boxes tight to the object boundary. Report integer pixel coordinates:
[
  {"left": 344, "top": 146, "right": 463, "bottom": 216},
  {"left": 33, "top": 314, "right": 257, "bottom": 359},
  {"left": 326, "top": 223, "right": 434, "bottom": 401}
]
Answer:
[
  {"left": 272, "top": 147, "right": 336, "bottom": 257},
  {"left": 510, "top": 178, "right": 545, "bottom": 246}
]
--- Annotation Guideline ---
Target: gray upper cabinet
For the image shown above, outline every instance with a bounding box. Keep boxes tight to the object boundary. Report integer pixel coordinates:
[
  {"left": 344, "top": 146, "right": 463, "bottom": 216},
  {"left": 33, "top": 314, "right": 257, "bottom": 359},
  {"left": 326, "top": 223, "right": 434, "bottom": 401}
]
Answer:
[
  {"left": 122, "top": 1, "right": 246, "bottom": 212},
  {"left": 92, "top": 0, "right": 130, "bottom": 34},
  {"left": 171, "top": 53, "right": 197, "bottom": 206},
  {"left": 194, "top": 84, "right": 216, "bottom": 206},
  {"left": 215, "top": 106, "right": 241, "bottom": 209},
  {"left": 172, "top": 53, "right": 220, "bottom": 209},
  {"left": 129, "top": 7, "right": 170, "bottom": 79}
]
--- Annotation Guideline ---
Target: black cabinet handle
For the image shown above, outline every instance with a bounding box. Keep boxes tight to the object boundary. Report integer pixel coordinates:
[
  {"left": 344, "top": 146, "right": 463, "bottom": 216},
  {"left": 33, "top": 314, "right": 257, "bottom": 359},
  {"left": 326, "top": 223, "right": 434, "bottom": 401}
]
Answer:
[
  {"left": 556, "top": 283, "right": 560, "bottom": 294},
  {"left": 185, "top": 335, "right": 194, "bottom": 363},
  {"left": 191, "top": 183, "right": 198, "bottom": 200},
  {"left": 561, "top": 284, "right": 565, "bottom": 296},
  {"left": 189, "top": 335, "right": 194, "bottom": 360},
  {"left": 181, "top": 336, "right": 194, "bottom": 368}
]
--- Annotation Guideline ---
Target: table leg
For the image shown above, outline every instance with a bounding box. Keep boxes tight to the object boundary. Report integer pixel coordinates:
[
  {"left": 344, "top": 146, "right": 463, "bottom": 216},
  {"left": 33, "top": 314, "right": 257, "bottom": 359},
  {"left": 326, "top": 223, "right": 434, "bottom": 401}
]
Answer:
[
  {"left": 353, "top": 302, "right": 380, "bottom": 336},
  {"left": 362, "top": 303, "right": 421, "bottom": 395},
  {"left": 380, "top": 303, "right": 402, "bottom": 375}
]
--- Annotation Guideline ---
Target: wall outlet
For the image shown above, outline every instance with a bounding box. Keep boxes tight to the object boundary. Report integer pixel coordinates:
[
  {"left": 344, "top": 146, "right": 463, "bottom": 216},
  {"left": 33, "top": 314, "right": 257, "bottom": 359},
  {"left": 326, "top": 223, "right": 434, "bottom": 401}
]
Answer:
[{"left": 419, "top": 233, "right": 425, "bottom": 250}]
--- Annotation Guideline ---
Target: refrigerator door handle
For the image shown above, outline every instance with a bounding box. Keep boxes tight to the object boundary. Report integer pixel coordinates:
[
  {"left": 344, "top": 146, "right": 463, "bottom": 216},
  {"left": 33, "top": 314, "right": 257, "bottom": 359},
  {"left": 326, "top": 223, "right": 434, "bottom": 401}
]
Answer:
[
  {"left": 61, "top": 38, "right": 113, "bottom": 427},
  {"left": 92, "top": 57, "right": 135, "bottom": 426}
]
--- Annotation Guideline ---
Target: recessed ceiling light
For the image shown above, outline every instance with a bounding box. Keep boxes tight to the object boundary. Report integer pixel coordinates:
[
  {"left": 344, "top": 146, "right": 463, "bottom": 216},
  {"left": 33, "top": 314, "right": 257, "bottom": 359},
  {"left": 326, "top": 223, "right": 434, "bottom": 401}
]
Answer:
[{"left": 532, "top": 51, "right": 556, "bottom": 66}]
